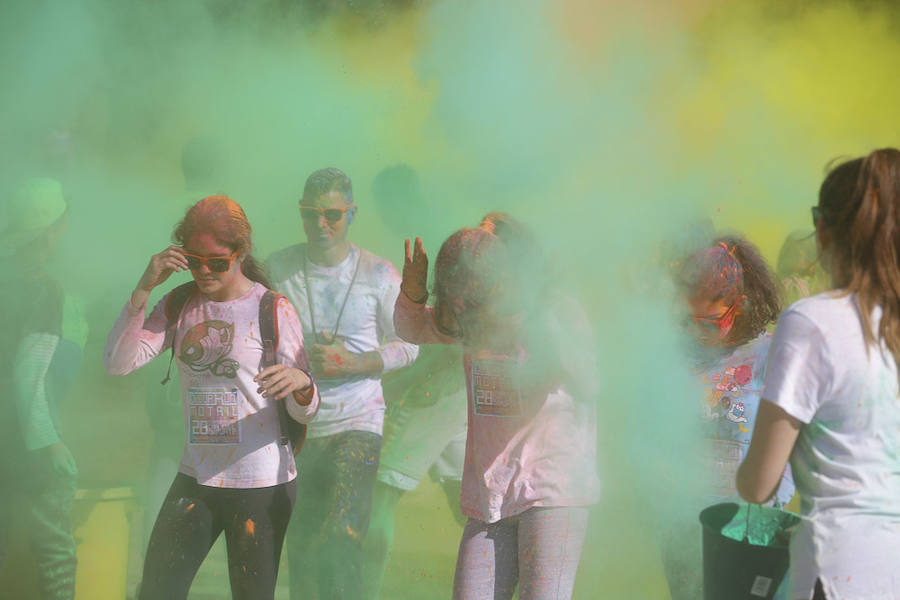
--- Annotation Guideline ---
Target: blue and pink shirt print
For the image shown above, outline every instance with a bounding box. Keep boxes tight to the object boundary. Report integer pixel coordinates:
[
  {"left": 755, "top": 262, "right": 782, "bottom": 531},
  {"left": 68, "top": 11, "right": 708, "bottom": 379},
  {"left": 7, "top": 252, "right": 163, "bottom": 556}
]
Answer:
[{"left": 695, "top": 333, "right": 795, "bottom": 506}]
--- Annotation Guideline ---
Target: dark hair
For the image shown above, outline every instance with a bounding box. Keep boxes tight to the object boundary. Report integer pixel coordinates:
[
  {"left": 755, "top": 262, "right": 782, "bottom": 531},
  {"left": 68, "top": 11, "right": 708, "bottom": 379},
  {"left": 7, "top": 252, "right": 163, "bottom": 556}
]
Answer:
[
  {"left": 434, "top": 214, "right": 577, "bottom": 391},
  {"left": 818, "top": 148, "right": 900, "bottom": 363},
  {"left": 180, "top": 136, "right": 223, "bottom": 185},
  {"left": 433, "top": 227, "right": 508, "bottom": 338},
  {"left": 680, "top": 235, "right": 781, "bottom": 347},
  {"left": 372, "top": 164, "right": 421, "bottom": 208},
  {"left": 371, "top": 164, "right": 424, "bottom": 236},
  {"left": 724, "top": 235, "right": 780, "bottom": 345},
  {"left": 432, "top": 212, "right": 548, "bottom": 336},
  {"left": 776, "top": 230, "right": 817, "bottom": 279},
  {"left": 173, "top": 195, "right": 272, "bottom": 289},
  {"left": 303, "top": 168, "right": 353, "bottom": 203}
]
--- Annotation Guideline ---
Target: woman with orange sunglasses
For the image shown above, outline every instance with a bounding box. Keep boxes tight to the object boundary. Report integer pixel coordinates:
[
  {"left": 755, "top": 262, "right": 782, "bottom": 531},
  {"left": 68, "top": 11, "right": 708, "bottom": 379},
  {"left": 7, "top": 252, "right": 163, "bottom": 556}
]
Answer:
[
  {"left": 105, "top": 195, "right": 320, "bottom": 600},
  {"left": 662, "top": 235, "right": 794, "bottom": 600}
]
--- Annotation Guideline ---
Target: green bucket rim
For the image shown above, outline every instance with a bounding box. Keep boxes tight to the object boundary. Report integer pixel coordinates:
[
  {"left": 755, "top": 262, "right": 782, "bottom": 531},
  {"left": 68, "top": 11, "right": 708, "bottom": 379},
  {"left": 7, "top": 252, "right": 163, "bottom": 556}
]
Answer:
[{"left": 699, "top": 502, "right": 801, "bottom": 545}]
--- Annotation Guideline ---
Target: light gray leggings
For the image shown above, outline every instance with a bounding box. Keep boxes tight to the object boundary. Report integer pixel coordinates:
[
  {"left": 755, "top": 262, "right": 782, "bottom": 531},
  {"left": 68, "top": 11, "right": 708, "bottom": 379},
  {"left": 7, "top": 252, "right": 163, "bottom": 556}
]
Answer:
[{"left": 452, "top": 506, "right": 589, "bottom": 600}]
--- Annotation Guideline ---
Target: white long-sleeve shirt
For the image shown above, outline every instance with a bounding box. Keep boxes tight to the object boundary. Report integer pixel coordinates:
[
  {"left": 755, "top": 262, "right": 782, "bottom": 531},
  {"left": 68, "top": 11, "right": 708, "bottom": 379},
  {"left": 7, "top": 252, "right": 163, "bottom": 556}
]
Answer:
[
  {"left": 14, "top": 333, "right": 60, "bottom": 450},
  {"left": 268, "top": 243, "right": 418, "bottom": 438},
  {"left": 105, "top": 282, "right": 319, "bottom": 488}
]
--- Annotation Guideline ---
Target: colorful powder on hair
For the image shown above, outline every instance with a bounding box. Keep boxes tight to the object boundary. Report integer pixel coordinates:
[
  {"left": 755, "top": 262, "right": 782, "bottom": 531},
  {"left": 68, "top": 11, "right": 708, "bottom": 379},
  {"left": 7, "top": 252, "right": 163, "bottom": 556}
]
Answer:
[{"left": 2, "top": 0, "right": 899, "bottom": 597}]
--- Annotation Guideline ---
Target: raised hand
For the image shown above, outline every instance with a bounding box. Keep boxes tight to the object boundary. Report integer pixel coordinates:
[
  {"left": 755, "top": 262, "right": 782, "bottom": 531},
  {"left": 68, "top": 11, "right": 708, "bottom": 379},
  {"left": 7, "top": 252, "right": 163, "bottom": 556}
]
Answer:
[
  {"left": 401, "top": 237, "right": 429, "bottom": 303},
  {"left": 131, "top": 246, "right": 189, "bottom": 309},
  {"left": 138, "top": 246, "right": 189, "bottom": 292}
]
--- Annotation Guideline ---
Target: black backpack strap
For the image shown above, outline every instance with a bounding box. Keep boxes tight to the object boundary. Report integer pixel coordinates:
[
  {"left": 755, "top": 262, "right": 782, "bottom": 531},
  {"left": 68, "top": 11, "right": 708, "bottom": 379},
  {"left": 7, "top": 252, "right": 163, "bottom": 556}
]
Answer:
[
  {"left": 259, "top": 290, "right": 308, "bottom": 455},
  {"left": 258, "top": 290, "right": 281, "bottom": 369},
  {"left": 160, "top": 282, "right": 197, "bottom": 385}
]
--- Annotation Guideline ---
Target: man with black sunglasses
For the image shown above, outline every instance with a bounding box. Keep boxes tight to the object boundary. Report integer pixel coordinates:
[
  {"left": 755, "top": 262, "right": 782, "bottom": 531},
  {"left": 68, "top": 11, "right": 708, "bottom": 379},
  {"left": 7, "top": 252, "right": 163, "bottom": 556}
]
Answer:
[{"left": 268, "top": 167, "right": 418, "bottom": 600}]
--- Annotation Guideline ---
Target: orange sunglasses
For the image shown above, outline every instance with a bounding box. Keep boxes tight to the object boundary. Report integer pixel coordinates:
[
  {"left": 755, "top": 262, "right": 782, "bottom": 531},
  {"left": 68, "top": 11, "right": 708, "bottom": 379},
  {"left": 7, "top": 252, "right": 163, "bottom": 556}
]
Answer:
[
  {"left": 182, "top": 249, "right": 240, "bottom": 272},
  {"left": 693, "top": 300, "right": 740, "bottom": 338},
  {"left": 298, "top": 205, "right": 354, "bottom": 222}
]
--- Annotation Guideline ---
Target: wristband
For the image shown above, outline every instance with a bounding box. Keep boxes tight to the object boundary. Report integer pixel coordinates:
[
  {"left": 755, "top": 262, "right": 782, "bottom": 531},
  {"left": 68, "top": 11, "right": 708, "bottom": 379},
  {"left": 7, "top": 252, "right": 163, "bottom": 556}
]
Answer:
[
  {"left": 292, "top": 369, "right": 315, "bottom": 405},
  {"left": 404, "top": 288, "right": 429, "bottom": 304}
]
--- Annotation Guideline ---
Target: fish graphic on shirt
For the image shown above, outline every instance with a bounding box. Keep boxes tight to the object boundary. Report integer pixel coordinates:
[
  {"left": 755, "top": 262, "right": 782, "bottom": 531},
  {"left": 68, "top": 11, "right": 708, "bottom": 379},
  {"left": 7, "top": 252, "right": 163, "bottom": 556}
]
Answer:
[{"left": 179, "top": 320, "right": 240, "bottom": 378}]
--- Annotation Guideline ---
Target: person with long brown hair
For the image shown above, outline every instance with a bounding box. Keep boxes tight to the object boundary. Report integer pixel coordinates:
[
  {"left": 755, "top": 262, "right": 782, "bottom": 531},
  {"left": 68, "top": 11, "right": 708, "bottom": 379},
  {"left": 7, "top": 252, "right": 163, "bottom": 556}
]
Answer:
[
  {"left": 395, "top": 213, "right": 600, "bottom": 600},
  {"left": 737, "top": 149, "right": 900, "bottom": 600},
  {"left": 105, "top": 195, "right": 319, "bottom": 600}
]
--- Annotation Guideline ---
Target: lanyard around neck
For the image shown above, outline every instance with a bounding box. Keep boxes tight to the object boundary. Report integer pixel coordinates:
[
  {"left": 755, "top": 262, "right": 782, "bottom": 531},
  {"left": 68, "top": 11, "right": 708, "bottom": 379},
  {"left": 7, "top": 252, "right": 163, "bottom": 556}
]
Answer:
[{"left": 302, "top": 246, "right": 362, "bottom": 344}]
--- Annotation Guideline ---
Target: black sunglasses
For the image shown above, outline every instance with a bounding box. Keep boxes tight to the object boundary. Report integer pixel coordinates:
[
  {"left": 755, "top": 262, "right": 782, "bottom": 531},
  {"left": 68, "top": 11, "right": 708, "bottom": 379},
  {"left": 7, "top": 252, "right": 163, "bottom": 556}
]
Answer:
[{"left": 811, "top": 206, "right": 825, "bottom": 229}]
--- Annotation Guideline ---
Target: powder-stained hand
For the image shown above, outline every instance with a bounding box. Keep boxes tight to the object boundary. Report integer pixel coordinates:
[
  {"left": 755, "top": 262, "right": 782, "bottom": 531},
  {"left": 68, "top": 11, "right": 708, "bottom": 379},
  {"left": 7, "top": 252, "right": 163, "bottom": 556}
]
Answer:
[
  {"left": 308, "top": 333, "right": 359, "bottom": 379},
  {"left": 401, "top": 237, "right": 429, "bottom": 303},
  {"left": 307, "top": 331, "right": 384, "bottom": 379}
]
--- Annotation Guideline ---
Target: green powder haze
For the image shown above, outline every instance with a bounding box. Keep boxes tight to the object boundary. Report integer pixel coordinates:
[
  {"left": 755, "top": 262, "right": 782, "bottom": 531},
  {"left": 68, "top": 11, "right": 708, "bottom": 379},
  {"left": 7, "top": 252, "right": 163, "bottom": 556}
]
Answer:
[{"left": 1, "top": 0, "right": 899, "bottom": 597}]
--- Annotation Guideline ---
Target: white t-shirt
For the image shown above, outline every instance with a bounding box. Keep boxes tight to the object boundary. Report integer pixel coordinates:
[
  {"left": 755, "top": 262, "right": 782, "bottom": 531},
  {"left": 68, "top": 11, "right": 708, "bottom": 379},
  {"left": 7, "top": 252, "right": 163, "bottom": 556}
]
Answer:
[
  {"left": 763, "top": 292, "right": 900, "bottom": 600},
  {"left": 105, "top": 283, "right": 320, "bottom": 488},
  {"left": 268, "top": 244, "right": 418, "bottom": 438}
]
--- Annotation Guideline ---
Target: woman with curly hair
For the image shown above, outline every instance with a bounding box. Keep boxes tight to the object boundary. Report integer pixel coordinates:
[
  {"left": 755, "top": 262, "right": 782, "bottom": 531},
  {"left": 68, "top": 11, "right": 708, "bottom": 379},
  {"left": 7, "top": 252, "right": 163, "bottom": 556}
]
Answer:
[
  {"left": 680, "top": 235, "right": 791, "bottom": 501},
  {"left": 664, "top": 234, "right": 794, "bottom": 600}
]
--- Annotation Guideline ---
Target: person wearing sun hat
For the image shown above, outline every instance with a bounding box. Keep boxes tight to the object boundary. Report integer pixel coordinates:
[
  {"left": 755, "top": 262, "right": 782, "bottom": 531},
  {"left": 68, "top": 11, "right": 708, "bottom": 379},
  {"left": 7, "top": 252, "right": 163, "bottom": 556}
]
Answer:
[
  {"left": 0, "top": 177, "right": 68, "bottom": 257},
  {"left": 0, "top": 177, "right": 88, "bottom": 600}
]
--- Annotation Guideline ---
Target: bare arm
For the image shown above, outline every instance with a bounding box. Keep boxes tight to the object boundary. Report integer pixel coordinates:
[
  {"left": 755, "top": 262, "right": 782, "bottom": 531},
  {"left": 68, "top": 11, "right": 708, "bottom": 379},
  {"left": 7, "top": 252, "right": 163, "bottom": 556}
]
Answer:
[
  {"left": 374, "top": 259, "right": 419, "bottom": 373},
  {"left": 393, "top": 237, "right": 461, "bottom": 346},
  {"left": 736, "top": 399, "right": 802, "bottom": 504}
]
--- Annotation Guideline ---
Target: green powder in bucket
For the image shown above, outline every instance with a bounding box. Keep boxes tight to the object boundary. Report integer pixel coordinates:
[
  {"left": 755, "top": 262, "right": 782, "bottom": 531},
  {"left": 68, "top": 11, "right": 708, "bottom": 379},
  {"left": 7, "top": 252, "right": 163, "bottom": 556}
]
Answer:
[{"left": 719, "top": 505, "right": 797, "bottom": 547}]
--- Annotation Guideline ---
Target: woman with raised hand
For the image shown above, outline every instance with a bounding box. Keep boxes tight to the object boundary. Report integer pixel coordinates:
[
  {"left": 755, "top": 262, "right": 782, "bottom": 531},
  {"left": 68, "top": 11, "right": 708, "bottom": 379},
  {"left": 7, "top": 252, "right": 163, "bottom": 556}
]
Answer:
[
  {"left": 394, "top": 213, "right": 600, "bottom": 600},
  {"left": 737, "top": 149, "right": 900, "bottom": 600},
  {"left": 105, "top": 195, "right": 319, "bottom": 600}
]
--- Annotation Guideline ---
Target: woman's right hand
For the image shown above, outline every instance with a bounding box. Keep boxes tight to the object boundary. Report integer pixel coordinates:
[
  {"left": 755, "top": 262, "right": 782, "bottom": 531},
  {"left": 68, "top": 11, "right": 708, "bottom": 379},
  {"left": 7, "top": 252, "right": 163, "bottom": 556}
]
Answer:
[
  {"left": 402, "top": 237, "right": 429, "bottom": 303},
  {"left": 131, "top": 246, "right": 189, "bottom": 309}
]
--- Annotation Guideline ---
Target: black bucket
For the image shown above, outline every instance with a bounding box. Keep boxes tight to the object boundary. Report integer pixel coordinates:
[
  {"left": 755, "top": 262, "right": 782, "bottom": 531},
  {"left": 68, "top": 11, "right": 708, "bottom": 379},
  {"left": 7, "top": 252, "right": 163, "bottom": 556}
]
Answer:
[{"left": 699, "top": 503, "right": 799, "bottom": 600}]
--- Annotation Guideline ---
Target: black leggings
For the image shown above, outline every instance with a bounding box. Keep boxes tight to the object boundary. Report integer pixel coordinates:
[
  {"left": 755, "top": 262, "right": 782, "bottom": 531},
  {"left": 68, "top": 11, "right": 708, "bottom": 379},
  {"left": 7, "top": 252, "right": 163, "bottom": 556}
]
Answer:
[
  {"left": 286, "top": 430, "right": 381, "bottom": 600},
  {"left": 813, "top": 579, "right": 828, "bottom": 600},
  {"left": 139, "top": 472, "right": 296, "bottom": 600}
]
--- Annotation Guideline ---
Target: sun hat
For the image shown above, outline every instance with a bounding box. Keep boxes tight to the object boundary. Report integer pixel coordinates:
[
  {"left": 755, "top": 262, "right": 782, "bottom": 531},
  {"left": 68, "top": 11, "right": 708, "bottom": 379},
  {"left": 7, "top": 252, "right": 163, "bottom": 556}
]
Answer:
[{"left": 0, "top": 177, "right": 67, "bottom": 251}]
